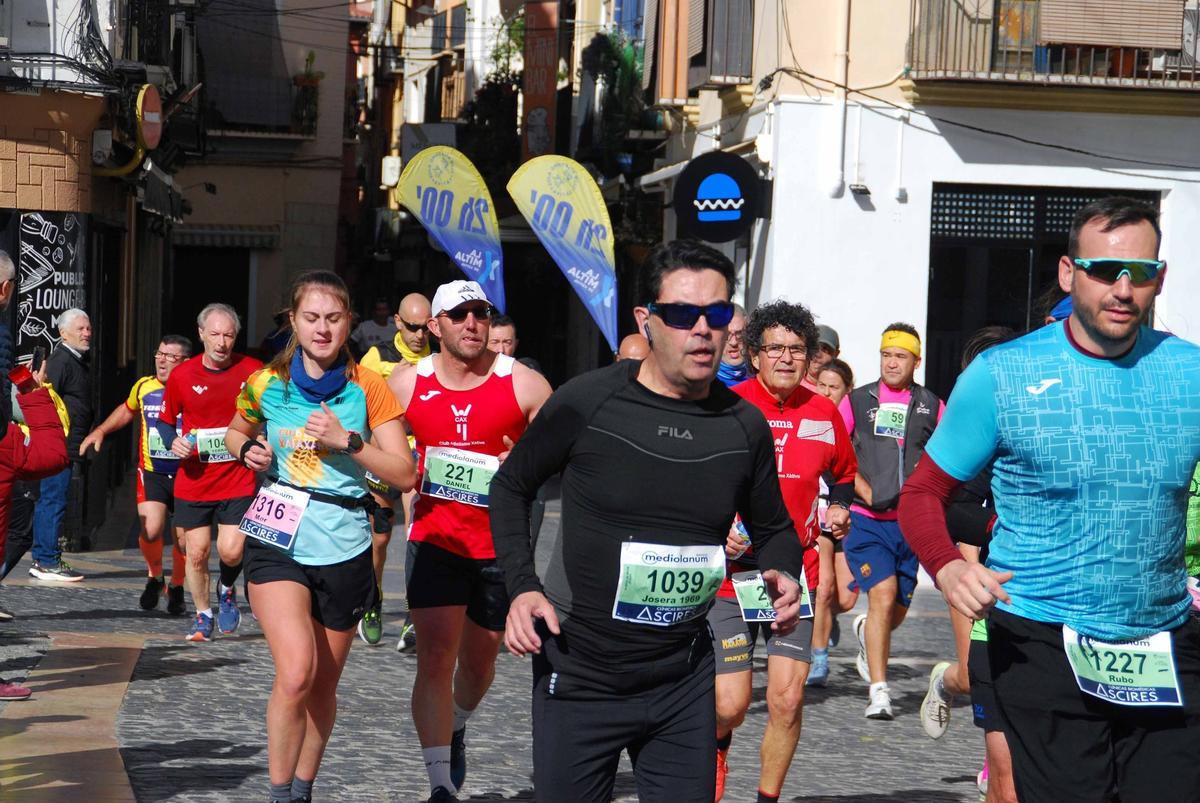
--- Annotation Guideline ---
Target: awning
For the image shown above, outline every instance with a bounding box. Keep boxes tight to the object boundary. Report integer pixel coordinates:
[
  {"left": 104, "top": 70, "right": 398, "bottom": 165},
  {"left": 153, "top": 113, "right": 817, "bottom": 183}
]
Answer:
[{"left": 173, "top": 224, "right": 281, "bottom": 249}]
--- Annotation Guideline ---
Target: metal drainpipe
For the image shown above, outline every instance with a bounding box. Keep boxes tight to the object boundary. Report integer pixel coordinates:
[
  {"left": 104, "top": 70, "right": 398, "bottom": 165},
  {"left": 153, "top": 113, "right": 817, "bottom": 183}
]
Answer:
[{"left": 827, "top": 0, "right": 851, "bottom": 198}]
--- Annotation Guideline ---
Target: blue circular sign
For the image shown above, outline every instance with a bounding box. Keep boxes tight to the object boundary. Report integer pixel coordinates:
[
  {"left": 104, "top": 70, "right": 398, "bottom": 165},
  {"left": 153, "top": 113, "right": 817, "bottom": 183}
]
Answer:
[{"left": 673, "top": 151, "right": 762, "bottom": 243}]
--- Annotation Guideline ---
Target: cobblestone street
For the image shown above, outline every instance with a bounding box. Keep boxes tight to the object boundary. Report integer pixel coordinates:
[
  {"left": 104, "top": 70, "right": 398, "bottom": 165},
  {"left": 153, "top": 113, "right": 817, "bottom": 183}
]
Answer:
[{"left": 1, "top": 503, "right": 986, "bottom": 802}]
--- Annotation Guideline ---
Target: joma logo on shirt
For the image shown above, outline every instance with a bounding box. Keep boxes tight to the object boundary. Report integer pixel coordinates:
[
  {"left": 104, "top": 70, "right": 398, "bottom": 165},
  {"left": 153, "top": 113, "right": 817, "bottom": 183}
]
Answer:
[{"left": 657, "top": 425, "right": 693, "bottom": 440}]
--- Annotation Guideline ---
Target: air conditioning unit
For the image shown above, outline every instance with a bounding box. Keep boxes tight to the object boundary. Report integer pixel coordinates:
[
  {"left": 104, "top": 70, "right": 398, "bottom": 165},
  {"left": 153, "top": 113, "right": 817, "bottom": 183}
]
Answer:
[
  {"left": 1152, "top": 3, "right": 1198, "bottom": 70},
  {"left": 381, "top": 155, "right": 402, "bottom": 187}
]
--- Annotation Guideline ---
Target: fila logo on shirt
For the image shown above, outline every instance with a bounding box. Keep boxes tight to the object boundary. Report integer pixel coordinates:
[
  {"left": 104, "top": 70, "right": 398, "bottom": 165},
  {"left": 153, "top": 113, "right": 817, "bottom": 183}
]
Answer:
[
  {"left": 657, "top": 425, "right": 693, "bottom": 440},
  {"left": 192, "top": 385, "right": 207, "bottom": 395},
  {"left": 451, "top": 403, "right": 472, "bottom": 440}
]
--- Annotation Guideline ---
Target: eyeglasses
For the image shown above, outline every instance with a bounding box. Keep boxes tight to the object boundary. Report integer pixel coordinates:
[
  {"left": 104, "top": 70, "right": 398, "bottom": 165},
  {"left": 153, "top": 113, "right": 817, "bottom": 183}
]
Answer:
[
  {"left": 398, "top": 319, "right": 426, "bottom": 333},
  {"left": 155, "top": 351, "right": 185, "bottom": 363},
  {"left": 1072, "top": 258, "right": 1164, "bottom": 284},
  {"left": 761, "top": 344, "right": 807, "bottom": 360},
  {"left": 439, "top": 304, "right": 493, "bottom": 323},
  {"left": 646, "top": 301, "right": 735, "bottom": 330}
]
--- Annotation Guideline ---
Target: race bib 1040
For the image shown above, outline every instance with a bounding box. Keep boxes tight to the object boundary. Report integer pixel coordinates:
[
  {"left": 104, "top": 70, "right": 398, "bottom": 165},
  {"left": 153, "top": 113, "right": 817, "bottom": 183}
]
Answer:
[
  {"left": 612, "top": 542, "right": 725, "bottom": 627},
  {"left": 196, "top": 427, "right": 234, "bottom": 463}
]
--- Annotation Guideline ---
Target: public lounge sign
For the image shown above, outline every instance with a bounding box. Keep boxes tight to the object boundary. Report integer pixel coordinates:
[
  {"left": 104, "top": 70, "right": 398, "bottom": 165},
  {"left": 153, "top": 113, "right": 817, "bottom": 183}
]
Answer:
[{"left": 673, "top": 151, "right": 770, "bottom": 243}]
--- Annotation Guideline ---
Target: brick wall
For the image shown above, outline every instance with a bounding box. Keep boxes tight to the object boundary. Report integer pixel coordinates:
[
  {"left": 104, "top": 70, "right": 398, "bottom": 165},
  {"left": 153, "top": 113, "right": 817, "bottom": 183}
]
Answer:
[{"left": 0, "top": 91, "right": 105, "bottom": 213}]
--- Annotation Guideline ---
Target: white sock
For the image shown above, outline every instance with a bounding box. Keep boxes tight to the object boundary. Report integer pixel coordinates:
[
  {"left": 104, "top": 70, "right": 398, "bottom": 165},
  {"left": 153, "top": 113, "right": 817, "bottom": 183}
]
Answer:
[
  {"left": 197, "top": 607, "right": 212, "bottom": 619},
  {"left": 869, "top": 681, "right": 889, "bottom": 696},
  {"left": 219, "top": 583, "right": 231, "bottom": 596},
  {"left": 423, "top": 746, "right": 453, "bottom": 793},
  {"left": 452, "top": 701, "right": 474, "bottom": 733}
]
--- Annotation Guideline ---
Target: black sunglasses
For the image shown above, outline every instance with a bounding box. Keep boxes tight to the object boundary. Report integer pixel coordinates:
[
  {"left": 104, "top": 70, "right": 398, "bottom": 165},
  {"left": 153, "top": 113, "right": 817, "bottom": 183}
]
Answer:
[
  {"left": 646, "top": 301, "right": 736, "bottom": 330},
  {"left": 398, "top": 319, "right": 426, "bottom": 333},
  {"left": 440, "top": 304, "right": 494, "bottom": 323}
]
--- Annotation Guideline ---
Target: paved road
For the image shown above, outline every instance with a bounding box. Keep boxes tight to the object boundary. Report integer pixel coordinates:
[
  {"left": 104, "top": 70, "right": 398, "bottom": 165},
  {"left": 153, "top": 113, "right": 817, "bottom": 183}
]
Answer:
[{"left": 1, "top": 502, "right": 986, "bottom": 802}]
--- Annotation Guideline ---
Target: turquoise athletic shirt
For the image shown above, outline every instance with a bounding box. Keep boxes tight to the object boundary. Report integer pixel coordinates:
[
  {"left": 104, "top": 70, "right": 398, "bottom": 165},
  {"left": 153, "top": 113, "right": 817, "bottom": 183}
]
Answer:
[
  {"left": 237, "top": 364, "right": 404, "bottom": 566},
  {"left": 926, "top": 322, "right": 1200, "bottom": 641}
]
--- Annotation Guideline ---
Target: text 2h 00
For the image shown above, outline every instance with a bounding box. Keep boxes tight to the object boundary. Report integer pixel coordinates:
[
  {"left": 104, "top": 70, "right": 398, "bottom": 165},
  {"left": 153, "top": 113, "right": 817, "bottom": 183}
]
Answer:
[
  {"left": 527, "top": 190, "right": 608, "bottom": 260},
  {"left": 415, "top": 186, "right": 489, "bottom": 235}
]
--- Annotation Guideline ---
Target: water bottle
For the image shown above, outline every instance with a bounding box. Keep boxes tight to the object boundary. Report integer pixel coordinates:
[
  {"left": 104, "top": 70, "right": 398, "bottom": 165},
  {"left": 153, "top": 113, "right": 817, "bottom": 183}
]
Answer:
[{"left": 731, "top": 519, "right": 751, "bottom": 560}]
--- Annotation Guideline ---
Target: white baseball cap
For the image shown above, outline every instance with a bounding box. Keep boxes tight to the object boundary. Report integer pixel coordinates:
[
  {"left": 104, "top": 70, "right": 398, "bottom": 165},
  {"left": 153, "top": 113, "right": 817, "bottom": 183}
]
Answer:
[{"left": 431, "top": 280, "right": 489, "bottom": 316}]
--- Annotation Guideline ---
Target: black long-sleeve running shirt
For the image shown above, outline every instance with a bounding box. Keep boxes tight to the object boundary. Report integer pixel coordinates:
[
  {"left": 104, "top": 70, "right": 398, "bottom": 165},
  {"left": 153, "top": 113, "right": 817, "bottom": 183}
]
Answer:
[{"left": 490, "top": 360, "right": 804, "bottom": 678}]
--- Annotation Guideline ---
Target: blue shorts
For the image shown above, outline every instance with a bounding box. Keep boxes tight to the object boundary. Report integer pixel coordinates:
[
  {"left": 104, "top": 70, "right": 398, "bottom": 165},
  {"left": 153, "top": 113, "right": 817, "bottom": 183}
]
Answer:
[{"left": 843, "top": 512, "right": 918, "bottom": 608}]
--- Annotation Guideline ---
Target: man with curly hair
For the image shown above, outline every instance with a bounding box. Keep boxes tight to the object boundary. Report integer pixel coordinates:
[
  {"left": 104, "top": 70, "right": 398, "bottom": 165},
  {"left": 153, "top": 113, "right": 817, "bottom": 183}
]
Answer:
[{"left": 709, "top": 300, "right": 857, "bottom": 802}]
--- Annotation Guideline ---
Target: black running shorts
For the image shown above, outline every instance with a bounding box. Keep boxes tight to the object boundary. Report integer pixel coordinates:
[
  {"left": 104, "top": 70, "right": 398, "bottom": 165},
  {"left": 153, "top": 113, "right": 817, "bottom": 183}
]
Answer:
[
  {"left": 175, "top": 495, "right": 254, "bottom": 530},
  {"left": 531, "top": 634, "right": 716, "bottom": 803},
  {"left": 406, "top": 541, "right": 508, "bottom": 631},
  {"left": 243, "top": 539, "right": 378, "bottom": 631},
  {"left": 990, "top": 608, "right": 1200, "bottom": 803}
]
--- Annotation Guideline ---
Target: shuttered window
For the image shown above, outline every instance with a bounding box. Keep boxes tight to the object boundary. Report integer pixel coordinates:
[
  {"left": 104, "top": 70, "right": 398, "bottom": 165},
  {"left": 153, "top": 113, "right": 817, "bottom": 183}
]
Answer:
[
  {"left": 688, "top": 0, "right": 705, "bottom": 58},
  {"left": 1040, "top": 0, "right": 1186, "bottom": 50},
  {"left": 643, "top": 0, "right": 659, "bottom": 89}
]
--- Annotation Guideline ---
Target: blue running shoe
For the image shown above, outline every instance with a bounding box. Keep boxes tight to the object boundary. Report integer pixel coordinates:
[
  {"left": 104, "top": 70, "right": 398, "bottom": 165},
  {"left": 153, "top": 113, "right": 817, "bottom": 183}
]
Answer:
[
  {"left": 186, "top": 611, "right": 214, "bottom": 642},
  {"left": 217, "top": 585, "right": 241, "bottom": 635},
  {"left": 807, "top": 651, "right": 830, "bottom": 687},
  {"left": 450, "top": 726, "right": 467, "bottom": 790}
]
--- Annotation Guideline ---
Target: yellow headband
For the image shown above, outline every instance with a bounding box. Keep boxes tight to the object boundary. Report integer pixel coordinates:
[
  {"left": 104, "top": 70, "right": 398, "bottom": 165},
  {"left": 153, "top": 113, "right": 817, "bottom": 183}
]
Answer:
[{"left": 881, "top": 330, "right": 921, "bottom": 358}]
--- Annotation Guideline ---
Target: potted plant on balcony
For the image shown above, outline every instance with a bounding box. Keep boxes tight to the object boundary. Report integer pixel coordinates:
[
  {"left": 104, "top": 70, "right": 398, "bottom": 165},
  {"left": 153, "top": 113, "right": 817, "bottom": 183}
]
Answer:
[{"left": 293, "top": 51, "right": 324, "bottom": 135}]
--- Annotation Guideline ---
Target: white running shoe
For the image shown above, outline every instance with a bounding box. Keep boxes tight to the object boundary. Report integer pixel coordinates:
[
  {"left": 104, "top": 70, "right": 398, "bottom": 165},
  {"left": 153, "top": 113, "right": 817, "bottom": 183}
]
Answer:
[
  {"left": 921, "top": 661, "right": 953, "bottom": 739},
  {"left": 865, "top": 684, "right": 894, "bottom": 720},
  {"left": 853, "top": 613, "right": 870, "bottom": 683}
]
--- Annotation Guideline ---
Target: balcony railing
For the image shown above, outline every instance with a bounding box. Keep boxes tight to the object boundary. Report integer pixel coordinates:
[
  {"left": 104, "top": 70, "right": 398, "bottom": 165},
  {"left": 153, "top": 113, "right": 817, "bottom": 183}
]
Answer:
[{"left": 908, "top": 0, "right": 1200, "bottom": 89}]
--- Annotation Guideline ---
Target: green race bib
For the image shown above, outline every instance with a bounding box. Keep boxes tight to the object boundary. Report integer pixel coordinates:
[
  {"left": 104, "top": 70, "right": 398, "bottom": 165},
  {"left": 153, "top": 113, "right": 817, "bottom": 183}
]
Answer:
[
  {"left": 612, "top": 542, "right": 725, "bottom": 627},
  {"left": 874, "top": 402, "right": 907, "bottom": 439},
  {"left": 731, "top": 568, "right": 813, "bottom": 623},
  {"left": 1062, "top": 625, "right": 1182, "bottom": 707},
  {"left": 420, "top": 446, "right": 498, "bottom": 508},
  {"left": 196, "top": 427, "right": 233, "bottom": 463},
  {"left": 146, "top": 427, "right": 177, "bottom": 461}
]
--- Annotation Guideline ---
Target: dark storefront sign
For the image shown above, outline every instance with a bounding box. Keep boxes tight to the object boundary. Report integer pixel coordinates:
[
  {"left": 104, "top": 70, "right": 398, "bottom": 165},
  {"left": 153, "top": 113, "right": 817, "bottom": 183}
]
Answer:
[
  {"left": 0, "top": 211, "right": 89, "bottom": 364},
  {"left": 672, "top": 151, "right": 767, "bottom": 243}
]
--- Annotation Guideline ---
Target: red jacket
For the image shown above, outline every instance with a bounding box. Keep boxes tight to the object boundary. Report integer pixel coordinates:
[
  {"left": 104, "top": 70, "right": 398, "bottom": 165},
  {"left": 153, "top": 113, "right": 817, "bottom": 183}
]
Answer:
[{"left": 0, "top": 389, "right": 69, "bottom": 552}]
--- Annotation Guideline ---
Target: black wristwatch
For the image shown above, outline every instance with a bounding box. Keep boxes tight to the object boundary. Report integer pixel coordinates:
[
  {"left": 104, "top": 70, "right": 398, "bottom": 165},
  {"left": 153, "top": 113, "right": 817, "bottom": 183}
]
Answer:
[{"left": 344, "top": 431, "right": 364, "bottom": 454}]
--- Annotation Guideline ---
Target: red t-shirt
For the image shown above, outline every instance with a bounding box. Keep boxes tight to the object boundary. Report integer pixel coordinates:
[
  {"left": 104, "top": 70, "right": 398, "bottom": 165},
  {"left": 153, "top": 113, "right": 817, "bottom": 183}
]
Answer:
[
  {"left": 719, "top": 378, "right": 857, "bottom": 595},
  {"left": 160, "top": 353, "right": 263, "bottom": 502},
  {"left": 406, "top": 354, "right": 528, "bottom": 559}
]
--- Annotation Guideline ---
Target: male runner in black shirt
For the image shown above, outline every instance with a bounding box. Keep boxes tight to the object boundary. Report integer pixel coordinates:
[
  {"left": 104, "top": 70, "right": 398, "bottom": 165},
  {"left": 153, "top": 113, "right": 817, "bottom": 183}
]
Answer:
[{"left": 491, "top": 240, "right": 805, "bottom": 803}]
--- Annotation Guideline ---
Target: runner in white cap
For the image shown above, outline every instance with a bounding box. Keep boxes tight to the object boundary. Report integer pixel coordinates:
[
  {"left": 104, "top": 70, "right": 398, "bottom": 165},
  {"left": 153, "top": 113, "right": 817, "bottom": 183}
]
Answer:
[{"left": 390, "top": 280, "right": 552, "bottom": 801}]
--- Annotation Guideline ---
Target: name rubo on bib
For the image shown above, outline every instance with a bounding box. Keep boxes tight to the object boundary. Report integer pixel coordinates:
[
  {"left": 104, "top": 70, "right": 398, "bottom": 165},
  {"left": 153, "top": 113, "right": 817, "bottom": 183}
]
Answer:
[
  {"left": 421, "top": 446, "right": 499, "bottom": 507},
  {"left": 239, "top": 482, "right": 311, "bottom": 551},
  {"left": 874, "top": 403, "right": 907, "bottom": 439},
  {"left": 612, "top": 542, "right": 725, "bottom": 627},
  {"left": 196, "top": 427, "right": 234, "bottom": 463},
  {"left": 1062, "top": 625, "right": 1182, "bottom": 707}
]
